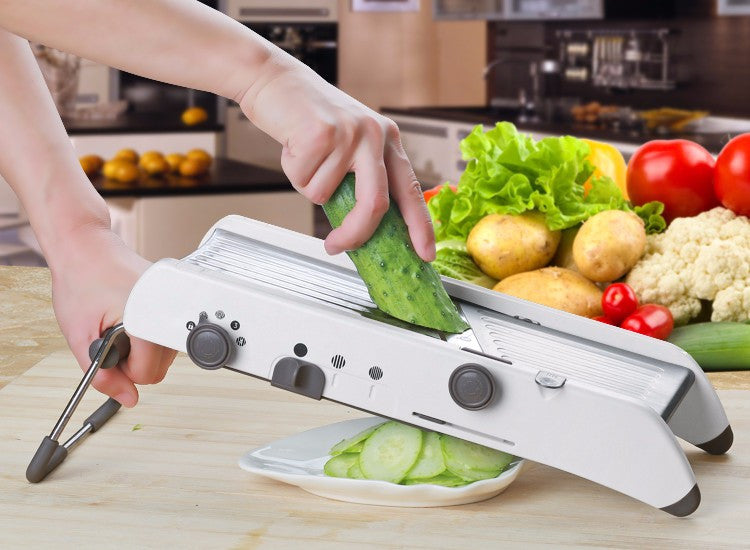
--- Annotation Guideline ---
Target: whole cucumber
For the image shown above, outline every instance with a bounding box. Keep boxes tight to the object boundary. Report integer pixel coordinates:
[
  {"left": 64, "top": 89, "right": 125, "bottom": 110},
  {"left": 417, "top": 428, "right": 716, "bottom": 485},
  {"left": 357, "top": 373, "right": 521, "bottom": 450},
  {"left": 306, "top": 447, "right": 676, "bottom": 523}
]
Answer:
[
  {"left": 668, "top": 322, "right": 750, "bottom": 371},
  {"left": 323, "top": 174, "right": 469, "bottom": 333}
]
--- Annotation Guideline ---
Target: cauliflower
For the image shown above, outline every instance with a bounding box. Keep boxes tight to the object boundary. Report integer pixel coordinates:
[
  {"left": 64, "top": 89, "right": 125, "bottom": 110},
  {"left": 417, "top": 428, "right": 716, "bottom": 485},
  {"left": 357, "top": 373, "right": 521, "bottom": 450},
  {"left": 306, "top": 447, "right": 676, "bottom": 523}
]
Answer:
[{"left": 626, "top": 207, "right": 750, "bottom": 325}]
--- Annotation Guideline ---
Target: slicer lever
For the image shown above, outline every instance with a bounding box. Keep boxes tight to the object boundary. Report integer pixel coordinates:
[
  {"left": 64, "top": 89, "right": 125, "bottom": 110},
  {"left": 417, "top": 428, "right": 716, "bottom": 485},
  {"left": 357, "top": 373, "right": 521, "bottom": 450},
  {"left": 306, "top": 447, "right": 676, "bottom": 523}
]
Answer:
[{"left": 26, "top": 324, "right": 130, "bottom": 483}]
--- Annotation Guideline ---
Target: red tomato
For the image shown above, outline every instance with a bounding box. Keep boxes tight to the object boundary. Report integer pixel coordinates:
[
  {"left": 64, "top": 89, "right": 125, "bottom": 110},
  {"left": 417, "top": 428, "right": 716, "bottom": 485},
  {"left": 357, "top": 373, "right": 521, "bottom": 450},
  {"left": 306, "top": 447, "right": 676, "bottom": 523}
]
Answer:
[
  {"left": 601, "top": 283, "right": 639, "bottom": 324},
  {"left": 627, "top": 140, "right": 718, "bottom": 223},
  {"left": 592, "top": 315, "right": 616, "bottom": 325},
  {"left": 714, "top": 133, "right": 750, "bottom": 217},
  {"left": 423, "top": 184, "right": 456, "bottom": 203},
  {"left": 620, "top": 305, "right": 674, "bottom": 340}
]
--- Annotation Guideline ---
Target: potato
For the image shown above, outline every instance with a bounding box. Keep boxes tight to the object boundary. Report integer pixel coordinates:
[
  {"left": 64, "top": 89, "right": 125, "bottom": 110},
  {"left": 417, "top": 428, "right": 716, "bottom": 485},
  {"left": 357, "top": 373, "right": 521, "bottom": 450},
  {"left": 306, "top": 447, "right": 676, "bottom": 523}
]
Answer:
[
  {"left": 552, "top": 225, "right": 580, "bottom": 272},
  {"left": 493, "top": 267, "right": 603, "bottom": 317},
  {"left": 573, "top": 210, "right": 646, "bottom": 282},
  {"left": 467, "top": 212, "right": 561, "bottom": 280}
]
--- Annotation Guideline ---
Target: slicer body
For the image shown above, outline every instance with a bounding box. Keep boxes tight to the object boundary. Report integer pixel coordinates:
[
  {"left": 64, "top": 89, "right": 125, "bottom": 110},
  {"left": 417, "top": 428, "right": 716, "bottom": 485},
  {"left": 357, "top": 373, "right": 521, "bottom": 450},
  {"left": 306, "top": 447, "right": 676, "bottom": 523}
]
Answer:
[{"left": 123, "top": 215, "right": 732, "bottom": 516}]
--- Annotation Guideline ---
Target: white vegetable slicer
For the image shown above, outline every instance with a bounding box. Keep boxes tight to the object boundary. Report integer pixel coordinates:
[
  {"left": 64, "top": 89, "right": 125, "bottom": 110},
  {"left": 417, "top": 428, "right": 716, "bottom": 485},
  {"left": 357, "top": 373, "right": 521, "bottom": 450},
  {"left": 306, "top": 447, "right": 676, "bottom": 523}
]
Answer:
[{"left": 28, "top": 215, "right": 733, "bottom": 517}]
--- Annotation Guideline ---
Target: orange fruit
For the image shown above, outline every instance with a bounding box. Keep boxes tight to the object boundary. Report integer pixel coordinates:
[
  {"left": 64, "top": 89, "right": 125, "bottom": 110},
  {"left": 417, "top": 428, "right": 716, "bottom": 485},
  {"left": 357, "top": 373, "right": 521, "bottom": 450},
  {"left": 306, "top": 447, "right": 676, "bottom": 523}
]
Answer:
[
  {"left": 79, "top": 155, "right": 104, "bottom": 176},
  {"left": 186, "top": 149, "right": 212, "bottom": 168},
  {"left": 138, "top": 151, "right": 164, "bottom": 168},
  {"left": 165, "top": 153, "right": 186, "bottom": 173},
  {"left": 114, "top": 162, "right": 140, "bottom": 183},
  {"left": 141, "top": 156, "right": 170, "bottom": 176},
  {"left": 181, "top": 107, "right": 208, "bottom": 126},
  {"left": 102, "top": 159, "right": 126, "bottom": 179},
  {"left": 178, "top": 158, "right": 209, "bottom": 177},
  {"left": 114, "top": 148, "right": 139, "bottom": 164}
]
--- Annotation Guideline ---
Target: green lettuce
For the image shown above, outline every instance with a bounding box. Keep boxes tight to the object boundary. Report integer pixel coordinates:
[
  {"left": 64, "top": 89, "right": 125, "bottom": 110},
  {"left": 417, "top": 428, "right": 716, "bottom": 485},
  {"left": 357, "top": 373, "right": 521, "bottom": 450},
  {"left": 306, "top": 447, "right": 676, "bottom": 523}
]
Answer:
[
  {"left": 432, "top": 241, "right": 496, "bottom": 288},
  {"left": 427, "top": 122, "right": 665, "bottom": 240}
]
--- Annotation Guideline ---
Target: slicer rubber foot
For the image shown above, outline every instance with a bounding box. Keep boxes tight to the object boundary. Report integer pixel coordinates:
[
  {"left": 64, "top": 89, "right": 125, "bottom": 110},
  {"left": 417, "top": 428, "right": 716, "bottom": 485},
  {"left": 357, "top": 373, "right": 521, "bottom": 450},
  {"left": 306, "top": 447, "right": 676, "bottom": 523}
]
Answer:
[
  {"left": 660, "top": 484, "right": 701, "bottom": 517},
  {"left": 696, "top": 425, "right": 734, "bottom": 455}
]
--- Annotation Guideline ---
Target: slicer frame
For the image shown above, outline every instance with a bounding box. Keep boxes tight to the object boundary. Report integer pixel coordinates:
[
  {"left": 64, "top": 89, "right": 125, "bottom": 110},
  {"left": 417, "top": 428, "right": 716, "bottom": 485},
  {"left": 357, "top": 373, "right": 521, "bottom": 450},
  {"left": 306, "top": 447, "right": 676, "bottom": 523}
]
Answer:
[{"left": 120, "top": 215, "right": 732, "bottom": 516}]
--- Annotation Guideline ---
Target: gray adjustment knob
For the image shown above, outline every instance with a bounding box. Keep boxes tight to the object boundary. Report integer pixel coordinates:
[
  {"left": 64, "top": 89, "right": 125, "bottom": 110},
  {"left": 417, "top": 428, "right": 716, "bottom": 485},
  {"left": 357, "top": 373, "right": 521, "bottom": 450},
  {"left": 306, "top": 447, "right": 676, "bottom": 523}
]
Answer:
[
  {"left": 186, "top": 322, "right": 234, "bottom": 370},
  {"left": 449, "top": 364, "right": 496, "bottom": 410}
]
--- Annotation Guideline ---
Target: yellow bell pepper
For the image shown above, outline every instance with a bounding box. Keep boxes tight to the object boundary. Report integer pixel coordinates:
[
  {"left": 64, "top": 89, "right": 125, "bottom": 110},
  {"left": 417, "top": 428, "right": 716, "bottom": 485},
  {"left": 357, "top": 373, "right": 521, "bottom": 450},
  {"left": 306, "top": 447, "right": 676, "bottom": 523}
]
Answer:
[{"left": 582, "top": 139, "right": 628, "bottom": 199}]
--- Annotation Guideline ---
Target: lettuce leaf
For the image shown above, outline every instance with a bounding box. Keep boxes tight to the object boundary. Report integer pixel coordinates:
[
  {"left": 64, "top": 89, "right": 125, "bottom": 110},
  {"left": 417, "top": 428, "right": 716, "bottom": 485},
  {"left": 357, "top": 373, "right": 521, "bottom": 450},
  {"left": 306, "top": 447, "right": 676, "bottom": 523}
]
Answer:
[
  {"left": 428, "top": 122, "right": 665, "bottom": 240},
  {"left": 432, "top": 241, "right": 496, "bottom": 289}
]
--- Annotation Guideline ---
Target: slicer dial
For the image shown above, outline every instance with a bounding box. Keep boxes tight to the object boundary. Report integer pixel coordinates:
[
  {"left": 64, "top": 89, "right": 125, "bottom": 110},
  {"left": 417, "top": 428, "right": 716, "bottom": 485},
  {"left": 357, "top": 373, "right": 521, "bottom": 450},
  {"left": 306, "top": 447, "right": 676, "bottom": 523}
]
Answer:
[
  {"left": 449, "top": 364, "right": 496, "bottom": 410},
  {"left": 186, "top": 322, "right": 235, "bottom": 370}
]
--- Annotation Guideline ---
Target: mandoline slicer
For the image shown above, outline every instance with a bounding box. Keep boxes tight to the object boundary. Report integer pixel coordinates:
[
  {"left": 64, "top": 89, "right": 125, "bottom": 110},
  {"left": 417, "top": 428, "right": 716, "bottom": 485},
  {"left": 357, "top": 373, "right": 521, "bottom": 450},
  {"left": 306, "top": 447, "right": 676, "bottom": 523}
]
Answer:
[{"left": 28, "top": 215, "right": 733, "bottom": 516}]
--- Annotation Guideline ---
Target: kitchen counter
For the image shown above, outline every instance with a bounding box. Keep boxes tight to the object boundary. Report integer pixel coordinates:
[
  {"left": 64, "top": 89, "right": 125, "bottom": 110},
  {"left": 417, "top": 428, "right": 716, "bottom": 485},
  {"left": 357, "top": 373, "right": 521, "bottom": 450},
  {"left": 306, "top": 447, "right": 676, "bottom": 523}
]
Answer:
[
  {"left": 1, "top": 265, "right": 748, "bottom": 392},
  {"left": 64, "top": 111, "right": 223, "bottom": 135},
  {"left": 90, "top": 157, "right": 291, "bottom": 198},
  {"left": 382, "top": 106, "right": 740, "bottom": 155},
  {"left": 1, "top": 266, "right": 749, "bottom": 548}
]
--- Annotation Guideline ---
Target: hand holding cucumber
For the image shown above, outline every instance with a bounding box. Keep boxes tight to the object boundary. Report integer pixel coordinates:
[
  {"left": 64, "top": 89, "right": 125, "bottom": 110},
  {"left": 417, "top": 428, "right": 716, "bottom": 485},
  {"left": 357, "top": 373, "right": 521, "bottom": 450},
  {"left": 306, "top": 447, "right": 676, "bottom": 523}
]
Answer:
[{"left": 241, "top": 63, "right": 435, "bottom": 262}]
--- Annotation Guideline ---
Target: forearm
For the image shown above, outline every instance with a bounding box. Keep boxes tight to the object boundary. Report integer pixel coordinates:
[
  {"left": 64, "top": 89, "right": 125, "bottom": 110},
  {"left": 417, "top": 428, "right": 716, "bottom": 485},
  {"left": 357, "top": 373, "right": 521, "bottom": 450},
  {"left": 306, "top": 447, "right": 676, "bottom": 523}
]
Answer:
[
  {"left": 0, "top": 29, "right": 110, "bottom": 265},
  {"left": 0, "top": 0, "right": 293, "bottom": 105}
]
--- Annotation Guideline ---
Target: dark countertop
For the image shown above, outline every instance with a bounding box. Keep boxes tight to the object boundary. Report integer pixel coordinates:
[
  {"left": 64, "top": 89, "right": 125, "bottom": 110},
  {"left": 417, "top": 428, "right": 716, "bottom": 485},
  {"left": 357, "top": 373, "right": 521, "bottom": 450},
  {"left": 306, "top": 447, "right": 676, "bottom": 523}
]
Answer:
[
  {"left": 92, "top": 157, "right": 290, "bottom": 198},
  {"left": 382, "top": 106, "right": 740, "bottom": 154},
  {"left": 65, "top": 111, "right": 224, "bottom": 135}
]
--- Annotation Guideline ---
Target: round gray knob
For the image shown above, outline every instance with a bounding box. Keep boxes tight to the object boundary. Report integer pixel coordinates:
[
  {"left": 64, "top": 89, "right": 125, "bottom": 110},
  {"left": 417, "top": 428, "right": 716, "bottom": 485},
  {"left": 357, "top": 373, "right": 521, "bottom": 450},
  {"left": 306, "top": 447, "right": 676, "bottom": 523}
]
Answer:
[
  {"left": 449, "top": 364, "right": 495, "bottom": 410},
  {"left": 186, "top": 323, "right": 234, "bottom": 370}
]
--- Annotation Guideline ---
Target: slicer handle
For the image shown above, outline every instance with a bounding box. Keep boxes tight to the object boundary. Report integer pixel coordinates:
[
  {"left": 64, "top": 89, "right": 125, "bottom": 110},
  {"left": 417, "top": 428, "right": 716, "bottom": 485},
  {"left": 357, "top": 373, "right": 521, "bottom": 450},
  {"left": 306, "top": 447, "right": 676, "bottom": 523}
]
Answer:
[{"left": 89, "top": 331, "right": 131, "bottom": 369}]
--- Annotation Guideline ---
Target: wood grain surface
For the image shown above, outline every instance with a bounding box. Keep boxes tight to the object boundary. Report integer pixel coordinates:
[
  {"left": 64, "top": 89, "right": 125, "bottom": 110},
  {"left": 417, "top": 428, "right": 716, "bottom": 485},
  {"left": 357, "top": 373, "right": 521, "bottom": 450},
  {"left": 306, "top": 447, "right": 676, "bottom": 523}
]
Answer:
[{"left": 0, "top": 352, "right": 748, "bottom": 550}]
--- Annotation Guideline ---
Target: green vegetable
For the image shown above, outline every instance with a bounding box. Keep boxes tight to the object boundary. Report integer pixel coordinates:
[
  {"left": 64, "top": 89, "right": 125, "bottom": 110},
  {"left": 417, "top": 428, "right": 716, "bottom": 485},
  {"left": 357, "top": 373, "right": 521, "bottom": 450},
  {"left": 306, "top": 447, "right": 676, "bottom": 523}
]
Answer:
[
  {"left": 323, "top": 453, "right": 359, "bottom": 478},
  {"left": 323, "top": 420, "right": 518, "bottom": 487},
  {"left": 440, "top": 434, "right": 515, "bottom": 481},
  {"left": 329, "top": 422, "right": 384, "bottom": 456},
  {"left": 359, "top": 422, "right": 423, "bottom": 484},
  {"left": 427, "top": 122, "right": 666, "bottom": 241},
  {"left": 668, "top": 322, "right": 750, "bottom": 371},
  {"left": 634, "top": 201, "right": 667, "bottom": 234},
  {"left": 323, "top": 174, "right": 469, "bottom": 333},
  {"left": 131, "top": 424, "right": 143, "bottom": 432},
  {"left": 405, "top": 431, "right": 446, "bottom": 480},
  {"left": 432, "top": 241, "right": 497, "bottom": 288}
]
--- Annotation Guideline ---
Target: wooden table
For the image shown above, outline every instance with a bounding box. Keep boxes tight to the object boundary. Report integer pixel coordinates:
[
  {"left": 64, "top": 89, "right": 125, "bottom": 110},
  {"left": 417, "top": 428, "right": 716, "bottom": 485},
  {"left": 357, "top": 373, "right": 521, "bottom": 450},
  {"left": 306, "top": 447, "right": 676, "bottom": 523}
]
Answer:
[{"left": 1, "top": 266, "right": 749, "bottom": 549}]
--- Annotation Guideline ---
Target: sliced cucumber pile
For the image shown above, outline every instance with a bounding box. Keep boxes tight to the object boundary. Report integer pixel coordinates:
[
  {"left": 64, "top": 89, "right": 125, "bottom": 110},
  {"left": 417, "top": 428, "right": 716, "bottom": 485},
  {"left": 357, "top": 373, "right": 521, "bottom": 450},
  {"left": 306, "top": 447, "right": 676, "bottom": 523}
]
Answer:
[{"left": 324, "top": 421, "right": 516, "bottom": 487}]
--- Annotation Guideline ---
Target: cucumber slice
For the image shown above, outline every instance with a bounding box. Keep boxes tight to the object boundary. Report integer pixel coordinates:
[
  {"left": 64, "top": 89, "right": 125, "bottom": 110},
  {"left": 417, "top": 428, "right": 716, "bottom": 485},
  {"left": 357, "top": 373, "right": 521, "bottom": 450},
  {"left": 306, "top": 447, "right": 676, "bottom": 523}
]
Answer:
[
  {"left": 403, "top": 473, "right": 470, "bottom": 487},
  {"left": 323, "top": 174, "right": 469, "bottom": 334},
  {"left": 323, "top": 453, "right": 359, "bottom": 478},
  {"left": 329, "top": 422, "right": 384, "bottom": 456},
  {"left": 347, "top": 461, "right": 366, "bottom": 479},
  {"left": 441, "top": 435, "right": 515, "bottom": 481},
  {"left": 359, "top": 421, "right": 423, "bottom": 483},
  {"left": 405, "top": 431, "right": 446, "bottom": 480}
]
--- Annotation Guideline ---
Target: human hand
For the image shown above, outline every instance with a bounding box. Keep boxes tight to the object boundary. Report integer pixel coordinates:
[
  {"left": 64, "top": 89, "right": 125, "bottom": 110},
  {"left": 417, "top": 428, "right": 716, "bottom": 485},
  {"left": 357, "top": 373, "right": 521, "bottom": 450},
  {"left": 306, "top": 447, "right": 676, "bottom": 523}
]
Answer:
[
  {"left": 239, "top": 60, "right": 436, "bottom": 261},
  {"left": 49, "top": 224, "right": 177, "bottom": 407}
]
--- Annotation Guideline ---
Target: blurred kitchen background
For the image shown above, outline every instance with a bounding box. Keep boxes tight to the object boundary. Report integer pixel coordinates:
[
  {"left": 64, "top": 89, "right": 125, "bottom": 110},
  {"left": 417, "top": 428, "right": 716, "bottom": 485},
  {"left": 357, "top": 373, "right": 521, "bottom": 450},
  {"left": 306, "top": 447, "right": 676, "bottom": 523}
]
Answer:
[{"left": 2, "top": 0, "right": 750, "bottom": 266}]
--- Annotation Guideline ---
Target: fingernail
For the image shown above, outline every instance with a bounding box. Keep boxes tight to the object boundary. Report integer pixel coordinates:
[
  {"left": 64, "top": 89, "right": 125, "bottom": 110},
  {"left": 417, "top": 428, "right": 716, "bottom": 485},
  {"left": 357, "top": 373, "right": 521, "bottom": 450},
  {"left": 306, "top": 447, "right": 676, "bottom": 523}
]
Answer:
[{"left": 115, "top": 392, "right": 137, "bottom": 408}]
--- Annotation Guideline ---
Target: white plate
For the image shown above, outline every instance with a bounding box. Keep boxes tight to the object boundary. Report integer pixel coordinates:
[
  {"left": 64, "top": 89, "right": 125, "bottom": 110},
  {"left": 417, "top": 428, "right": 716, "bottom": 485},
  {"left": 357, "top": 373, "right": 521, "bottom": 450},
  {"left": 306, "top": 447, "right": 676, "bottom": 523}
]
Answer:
[{"left": 238, "top": 417, "right": 525, "bottom": 507}]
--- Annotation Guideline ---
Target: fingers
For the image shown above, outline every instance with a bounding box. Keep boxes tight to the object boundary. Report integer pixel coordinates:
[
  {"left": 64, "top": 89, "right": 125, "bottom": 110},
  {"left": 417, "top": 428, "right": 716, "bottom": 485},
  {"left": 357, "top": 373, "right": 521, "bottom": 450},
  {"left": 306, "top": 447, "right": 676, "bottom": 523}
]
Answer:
[
  {"left": 119, "top": 337, "right": 173, "bottom": 387},
  {"left": 324, "top": 150, "right": 389, "bottom": 255},
  {"left": 385, "top": 141, "right": 436, "bottom": 262},
  {"left": 91, "top": 368, "right": 139, "bottom": 408}
]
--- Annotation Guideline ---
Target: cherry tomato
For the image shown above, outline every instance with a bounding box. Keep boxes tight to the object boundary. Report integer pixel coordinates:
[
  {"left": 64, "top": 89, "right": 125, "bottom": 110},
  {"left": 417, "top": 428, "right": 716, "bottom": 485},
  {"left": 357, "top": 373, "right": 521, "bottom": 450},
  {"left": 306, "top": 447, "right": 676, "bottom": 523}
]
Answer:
[
  {"left": 601, "top": 283, "right": 639, "bottom": 324},
  {"left": 627, "top": 140, "right": 718, "bottom": 223},
  {"left": 620, "top": 304, "right": 674, "bottom": 340},
  {"left": 592, "top": 315, "right": 616, "bottom": 325},
  {"left": 423, "top": 184, "right": 456, "bottom": 203},
  {"left": 714, "top": 133, "right": 750, "bottom": 217}
]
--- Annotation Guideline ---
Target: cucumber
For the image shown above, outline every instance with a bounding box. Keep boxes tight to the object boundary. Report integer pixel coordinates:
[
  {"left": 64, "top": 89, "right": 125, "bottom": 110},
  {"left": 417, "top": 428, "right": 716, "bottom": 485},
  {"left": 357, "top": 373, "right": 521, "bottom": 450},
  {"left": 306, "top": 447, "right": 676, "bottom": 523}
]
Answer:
[
  {"left": 323, "top": 174, "right": 469, "bottom": 333},
  {"left": 359, "top": 421, "right": 423, "bottom": 483},
  {"left": 405, "top": 431, "right": 446, "bottom": 480},
  {"left": 323, "top": 453, "right": 360, "bottom": 478},
  {"left": 441, "top": 434, "right": 515, "bottom": 482},
  {"left": 347, "top": 461, "right": 366, "bottom": 479},
  {"left": 403, "top": 473, "right": 469, "bottom": 487},
  {"left": 329, "top": 422, "right": 384, "bottom": 456},
  {"left": 668, "top": 322, "right": 750, "bottom": 371}
]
